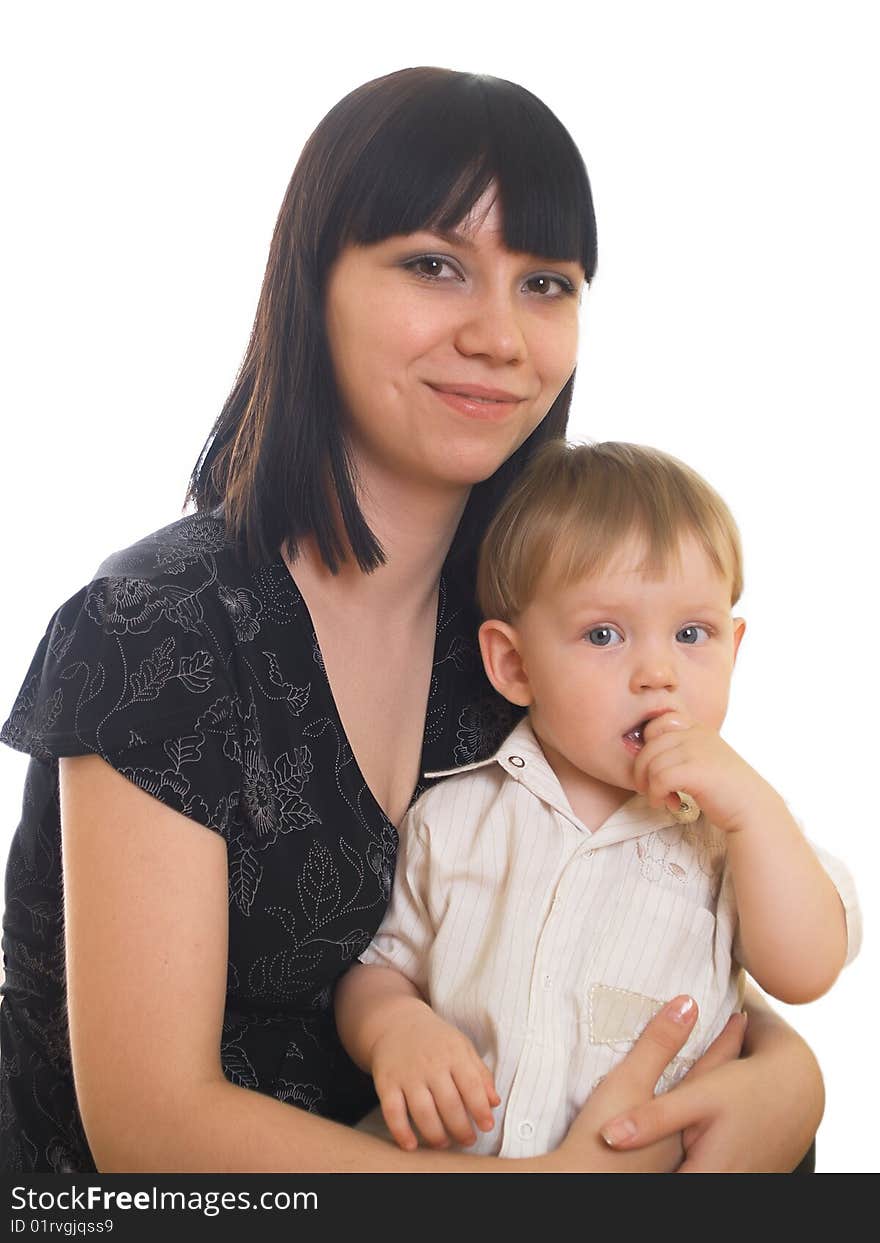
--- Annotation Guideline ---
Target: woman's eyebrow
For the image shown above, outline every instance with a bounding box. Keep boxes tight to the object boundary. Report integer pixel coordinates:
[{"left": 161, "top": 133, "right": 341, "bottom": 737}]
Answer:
[
  {"left": 411, "top": 226, "right": 475, "bottom": 249},
  {"left": 411, "top": 227, "right": 581, "bottom": 269}
]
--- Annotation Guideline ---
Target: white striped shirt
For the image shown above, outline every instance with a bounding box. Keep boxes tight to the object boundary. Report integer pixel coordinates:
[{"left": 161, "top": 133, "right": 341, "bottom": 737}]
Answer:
[{"left": 359, "top": 717, "right": 861, "bottom": 1157}]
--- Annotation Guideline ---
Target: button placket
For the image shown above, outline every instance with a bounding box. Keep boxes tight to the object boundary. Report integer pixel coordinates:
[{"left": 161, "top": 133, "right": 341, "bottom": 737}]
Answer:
[{"left": 506, "top": 801, "right": 581, "bottom": 1157}]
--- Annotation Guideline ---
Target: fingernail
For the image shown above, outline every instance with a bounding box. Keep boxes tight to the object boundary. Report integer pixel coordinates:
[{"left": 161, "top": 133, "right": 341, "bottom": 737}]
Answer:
[
  {"left": 667, "top": 995, "right": 696, "bottom": 1023},
  {"left": 601, "top": 1118, "right": 638, "bottom": 1147}
]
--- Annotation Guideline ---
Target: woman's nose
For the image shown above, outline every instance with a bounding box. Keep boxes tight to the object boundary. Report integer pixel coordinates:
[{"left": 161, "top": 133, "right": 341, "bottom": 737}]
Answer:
[{"left": 454, "top": 288, "right": 528, "bottom": 364}]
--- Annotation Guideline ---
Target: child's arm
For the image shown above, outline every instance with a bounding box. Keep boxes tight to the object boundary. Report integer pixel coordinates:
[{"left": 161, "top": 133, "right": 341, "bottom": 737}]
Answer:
[
  {"left": 335, "top": 962, "right": 499, "bottom": 1150},
  {"left": 335, "top": 801, "right": 499, "bottom": 1150},
  {"left": 634, "top": 712, "right": 855, "bottom": 1003},
  {"left": 720, "top": 787, "right": 850, "bottom": 1000}
]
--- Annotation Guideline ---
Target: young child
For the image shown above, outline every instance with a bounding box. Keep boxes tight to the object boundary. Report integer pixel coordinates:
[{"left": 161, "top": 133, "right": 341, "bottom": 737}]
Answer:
[{"left": 335, "top": 441, "right": 861, "bottom": 1158}]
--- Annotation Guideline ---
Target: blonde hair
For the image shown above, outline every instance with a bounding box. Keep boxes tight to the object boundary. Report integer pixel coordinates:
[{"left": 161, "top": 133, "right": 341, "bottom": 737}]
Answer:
[{"left": 477, "top": 440, "right": 743, "bottom": 620}]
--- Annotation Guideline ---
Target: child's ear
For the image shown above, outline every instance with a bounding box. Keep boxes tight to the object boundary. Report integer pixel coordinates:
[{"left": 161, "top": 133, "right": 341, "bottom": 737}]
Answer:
[
  {"left": 478, "top": 619, "right": 533, "bottom": 707},
  {"left": 732, "top": 617, "right": 746, "bottom": 662}
]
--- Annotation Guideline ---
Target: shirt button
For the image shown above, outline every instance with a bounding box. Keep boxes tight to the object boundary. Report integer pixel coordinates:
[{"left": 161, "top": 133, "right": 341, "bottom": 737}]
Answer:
[
  {"left": 508, "top": 755, "right": 525, "bottom": 768},
  {"left": 518, "top": 1120, "right": 535, "bottom": 1140},
  {"left": 543, "top": 974, "right": 552, "bottom": 989}
]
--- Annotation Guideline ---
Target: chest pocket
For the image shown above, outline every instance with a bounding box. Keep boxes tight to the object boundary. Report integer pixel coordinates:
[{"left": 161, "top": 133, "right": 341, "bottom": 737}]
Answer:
[{"left": 579, "top": 877, "right": 718, "bottom": 1027}]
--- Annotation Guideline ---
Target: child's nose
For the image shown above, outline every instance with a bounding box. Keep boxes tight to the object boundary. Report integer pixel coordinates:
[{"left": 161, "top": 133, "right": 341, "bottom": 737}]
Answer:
[{"left": 630, "top": 653, "right": 678, "bottom": 693}]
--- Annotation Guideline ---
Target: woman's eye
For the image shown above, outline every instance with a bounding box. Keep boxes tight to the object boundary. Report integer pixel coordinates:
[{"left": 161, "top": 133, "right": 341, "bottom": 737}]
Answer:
[
  {"left": 586, "top": 626, "right": 623, "bottom": 647},
  {"left": 676, "top": 625, "right": 710, "bottom": 645},
  {"left": 524, "top": 273, "right": 575, "bottom": 297},
  {"left": 405, "top": 255, "right": 459, "bottom": 281}
]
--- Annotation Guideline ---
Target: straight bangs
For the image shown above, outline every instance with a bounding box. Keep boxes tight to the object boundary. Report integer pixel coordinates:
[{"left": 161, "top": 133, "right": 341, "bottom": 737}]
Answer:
[
  {"left": 478, "top": 442, "right": 743, "bottom": 621},
  {"left": 328, "top": 69, "right": 597, "bottom": 277}
]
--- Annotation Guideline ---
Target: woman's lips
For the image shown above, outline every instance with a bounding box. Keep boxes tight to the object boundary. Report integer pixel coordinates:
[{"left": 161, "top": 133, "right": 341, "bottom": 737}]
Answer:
[{"left": 427, "top": 383, "right": 525, "bottom": 421}]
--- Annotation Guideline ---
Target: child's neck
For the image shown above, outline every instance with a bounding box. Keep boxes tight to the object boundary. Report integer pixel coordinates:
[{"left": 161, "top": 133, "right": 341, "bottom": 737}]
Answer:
[{"left": 531, "top": 724, "right": 632, "bottom": 832}]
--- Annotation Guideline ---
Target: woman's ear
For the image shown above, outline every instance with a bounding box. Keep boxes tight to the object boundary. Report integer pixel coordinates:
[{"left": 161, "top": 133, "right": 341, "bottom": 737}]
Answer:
[{"left": 478, "top": 619, "right": 533, "bottom": 707}]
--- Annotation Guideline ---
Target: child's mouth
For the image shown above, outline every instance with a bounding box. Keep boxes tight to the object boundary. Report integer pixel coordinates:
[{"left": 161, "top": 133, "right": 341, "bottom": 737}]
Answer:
[{"left": 622, "top": 722, "right": 648, "bottom": 753}]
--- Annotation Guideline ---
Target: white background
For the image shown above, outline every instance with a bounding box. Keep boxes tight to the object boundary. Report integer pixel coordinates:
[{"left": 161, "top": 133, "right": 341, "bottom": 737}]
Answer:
[{"left": 1, "top": 1, "right": 876, "bottom": 1172}]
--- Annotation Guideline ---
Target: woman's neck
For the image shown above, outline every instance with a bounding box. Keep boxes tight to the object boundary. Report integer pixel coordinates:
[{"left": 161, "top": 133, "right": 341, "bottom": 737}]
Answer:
[{"left": 285, "top": 468, "right": 470, "bottom": 620}]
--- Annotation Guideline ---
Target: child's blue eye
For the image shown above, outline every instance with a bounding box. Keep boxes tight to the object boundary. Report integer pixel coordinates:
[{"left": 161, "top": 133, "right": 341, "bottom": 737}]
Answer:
[
  {"left": 676, "top": 625, "right": 710, "bottom": 645},
  {"left": 586, "top": 627, "right": 622, "bottom": 647}
]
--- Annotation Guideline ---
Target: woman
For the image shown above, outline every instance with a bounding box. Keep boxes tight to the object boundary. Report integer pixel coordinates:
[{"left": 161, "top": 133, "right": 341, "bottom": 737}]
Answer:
[{"left": 0, "top": 67, "right": 821, "bottom": 1172}]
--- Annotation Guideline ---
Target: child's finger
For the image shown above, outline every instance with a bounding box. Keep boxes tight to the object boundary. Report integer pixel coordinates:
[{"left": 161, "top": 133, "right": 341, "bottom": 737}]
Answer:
[
  {"left": 642, "top": 712, "right": 691, "bottom": 742},
  {"left": 632, "top": 730, "right": 688, "bottom": 791},
  {"left": 430, "top": 1072, "right": 478, "bottom": 1147},
  {"left": 452, "top": 1062, "right": 498, "bottom": 1133},
  {"left": 642, "top": 749, "right": 693, "bottom": 807},
  {"left": 379, "top": 1087, "right": 419, "bottom": 1151},
  {"left": 406, "top": 1084, "right": 452, "bottom": 1150},
  {"left": 480, "top": 1060, "right": 501, "bottom": 1108}
]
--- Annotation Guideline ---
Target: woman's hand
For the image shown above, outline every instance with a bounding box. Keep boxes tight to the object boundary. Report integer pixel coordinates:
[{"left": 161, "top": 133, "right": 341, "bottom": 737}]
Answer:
[
  {"left": 554, "top": 995, "right": 745, "bottom": 1173},
  {"left": 599, "top": 987, "right": 821, "bottom": 1172}
]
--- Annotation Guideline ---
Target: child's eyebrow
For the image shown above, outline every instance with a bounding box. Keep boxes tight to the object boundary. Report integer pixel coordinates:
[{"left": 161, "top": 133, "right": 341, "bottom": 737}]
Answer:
[
  {"left": 565, "top": 599, "right": 731, "bottom": 617},
  {"left": 671, "top": 604, "right": 732, "bottom": 618},
  {"left": 561, "top": 600, "right": 635, "bottom": 619}
]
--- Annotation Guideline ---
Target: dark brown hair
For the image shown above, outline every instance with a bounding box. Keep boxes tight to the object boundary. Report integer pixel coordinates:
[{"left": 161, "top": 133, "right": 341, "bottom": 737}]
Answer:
[{"left": 187, "top": 67, "right": 597, "bottom": 574}]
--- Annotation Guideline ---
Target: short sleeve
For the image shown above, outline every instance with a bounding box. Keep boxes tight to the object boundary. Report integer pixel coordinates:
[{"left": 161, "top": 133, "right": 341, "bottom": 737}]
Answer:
[
  {"left": 358, "top": 804, "right": 434, "bottom": 993},
  {"left": 809, "top": 840, "right": 862, "bottom": 967},
  {"left": 0, "top": 577, "right": 243, "bottom": 840}
]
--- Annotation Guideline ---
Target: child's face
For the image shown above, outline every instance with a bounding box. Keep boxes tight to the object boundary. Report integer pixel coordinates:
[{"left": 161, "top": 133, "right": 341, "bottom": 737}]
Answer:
[{"left": 493, "top": 533, "right": 745, "bottom": 802}]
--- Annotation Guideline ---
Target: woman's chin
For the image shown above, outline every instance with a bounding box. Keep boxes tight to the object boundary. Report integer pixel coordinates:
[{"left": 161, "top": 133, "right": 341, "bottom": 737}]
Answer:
[{"left": 435, "top": 438, "right": 533, "bottom": 487}]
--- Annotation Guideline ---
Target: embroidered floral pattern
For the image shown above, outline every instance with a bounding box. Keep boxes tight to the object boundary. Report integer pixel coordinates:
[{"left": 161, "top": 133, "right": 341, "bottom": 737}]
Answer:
[
  {"left": 454, "top": 696, "right": 520, "bottom": 766},
  {"left": 635, "top": 821, "right": 725, "bottom": 897},
  {"left": 217, "top": 584, "right": 263, "bottom": 642},
  {"left": 0, "top": 511, "right": 500, "bottom": 1171}
]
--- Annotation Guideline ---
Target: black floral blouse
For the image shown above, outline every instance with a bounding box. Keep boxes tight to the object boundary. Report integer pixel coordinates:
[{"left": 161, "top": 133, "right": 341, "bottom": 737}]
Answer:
[{"left": 0, "top": 511, "right": 517, "bottom": 1172}]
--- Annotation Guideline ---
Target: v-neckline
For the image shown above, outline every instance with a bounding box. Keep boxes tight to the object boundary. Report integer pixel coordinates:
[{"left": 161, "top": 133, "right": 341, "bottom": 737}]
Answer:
[{"left": 277, "top": 552, "right": 447, "bottom": 828}]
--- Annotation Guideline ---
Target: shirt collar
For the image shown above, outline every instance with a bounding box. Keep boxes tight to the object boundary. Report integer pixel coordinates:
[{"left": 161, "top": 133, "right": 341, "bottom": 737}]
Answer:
[{"left": 425, "top": 716, "right": 687, "bottom": 846}]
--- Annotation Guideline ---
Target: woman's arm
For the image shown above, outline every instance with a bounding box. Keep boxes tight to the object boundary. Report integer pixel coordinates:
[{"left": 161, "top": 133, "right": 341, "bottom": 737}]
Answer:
[
  {"left": 61, "top": 754, "right": 708, "bottom": 1173},
  {"left": 598, "top": 983, "right": 824, "bottom": 1173}
]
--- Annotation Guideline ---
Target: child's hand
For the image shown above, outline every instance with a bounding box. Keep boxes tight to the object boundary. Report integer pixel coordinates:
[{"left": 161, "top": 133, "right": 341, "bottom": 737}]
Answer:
[
  {"left": 633, "top": 711, "right": 779, "bottom": 834},
  {"left": 370, "top": 1007, "right": 500, "bottom": 1150}
]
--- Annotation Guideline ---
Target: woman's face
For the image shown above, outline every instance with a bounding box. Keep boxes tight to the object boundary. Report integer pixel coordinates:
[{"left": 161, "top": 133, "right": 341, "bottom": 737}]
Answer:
[{"left": 324, "top": 192, "right": 584, "bottom": 496}]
